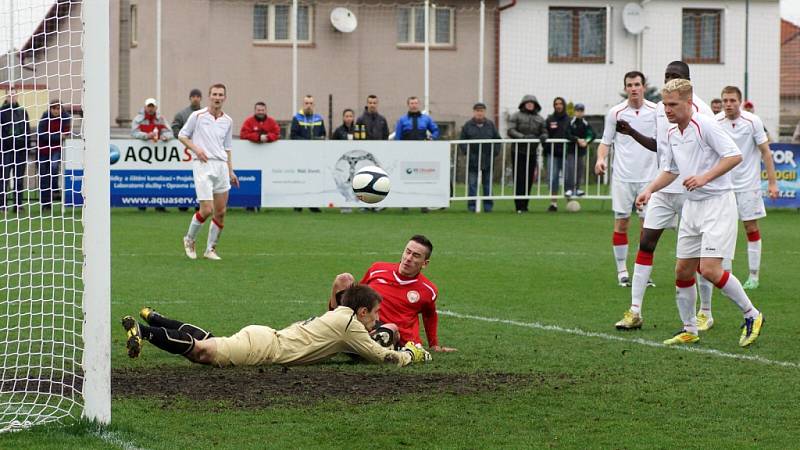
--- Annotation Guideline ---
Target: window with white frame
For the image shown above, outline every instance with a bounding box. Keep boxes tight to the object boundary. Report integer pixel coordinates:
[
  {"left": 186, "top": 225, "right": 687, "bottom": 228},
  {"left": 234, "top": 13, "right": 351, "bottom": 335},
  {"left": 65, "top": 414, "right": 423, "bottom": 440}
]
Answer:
[
  {"left": 548, "top": 7, "right": 606, "bottom": 63},
  {"left": 253, "top": 3, "right": 313, "bottom": 43},
  {"left": 682, "top": 9, "right": 722, "bottom": 63},
  {"left": 397, "top": 6, "right": 454, "bottom": 47}
]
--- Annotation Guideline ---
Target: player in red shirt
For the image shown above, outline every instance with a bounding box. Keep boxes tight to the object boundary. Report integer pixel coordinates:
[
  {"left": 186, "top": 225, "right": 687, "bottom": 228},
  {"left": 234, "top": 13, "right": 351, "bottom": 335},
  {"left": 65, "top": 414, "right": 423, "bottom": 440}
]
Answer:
[{"left": 327, "top": 235, "right": 457, "bottom": 353}]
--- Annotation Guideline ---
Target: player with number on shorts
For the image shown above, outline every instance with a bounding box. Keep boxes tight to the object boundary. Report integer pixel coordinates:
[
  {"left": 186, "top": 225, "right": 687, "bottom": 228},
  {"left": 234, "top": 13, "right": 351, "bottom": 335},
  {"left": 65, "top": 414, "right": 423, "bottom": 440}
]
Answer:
[
  {"left": 178, "top": 83, "right": 240, "bottom": 261},
  {"left": 636, "top": 78, "right": 764, "bottom": 347}
]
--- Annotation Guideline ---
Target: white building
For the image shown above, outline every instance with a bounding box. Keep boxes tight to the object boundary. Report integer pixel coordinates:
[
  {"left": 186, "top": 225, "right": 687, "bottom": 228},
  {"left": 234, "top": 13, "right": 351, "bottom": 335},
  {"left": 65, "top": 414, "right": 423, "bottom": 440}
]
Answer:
[{"left": 498, "top": 0, "right": 780, "bottom": 136}]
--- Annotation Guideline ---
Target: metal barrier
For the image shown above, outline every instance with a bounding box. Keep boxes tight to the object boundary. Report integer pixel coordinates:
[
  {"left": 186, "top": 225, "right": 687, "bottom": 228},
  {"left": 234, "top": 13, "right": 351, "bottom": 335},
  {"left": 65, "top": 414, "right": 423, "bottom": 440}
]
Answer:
[{"left": 449, "top": 138, "right": 610, "bottom": 212}]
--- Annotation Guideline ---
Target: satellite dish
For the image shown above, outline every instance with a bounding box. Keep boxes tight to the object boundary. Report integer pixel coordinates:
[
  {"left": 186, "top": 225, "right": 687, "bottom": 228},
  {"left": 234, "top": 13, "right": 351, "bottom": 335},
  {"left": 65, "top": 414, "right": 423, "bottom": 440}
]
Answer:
[
  {"left": 331, "top": 7, "right": 357, "bottom": 33},
  {"left": 622, "top": 3, "right": 645, "bottom": 35}
]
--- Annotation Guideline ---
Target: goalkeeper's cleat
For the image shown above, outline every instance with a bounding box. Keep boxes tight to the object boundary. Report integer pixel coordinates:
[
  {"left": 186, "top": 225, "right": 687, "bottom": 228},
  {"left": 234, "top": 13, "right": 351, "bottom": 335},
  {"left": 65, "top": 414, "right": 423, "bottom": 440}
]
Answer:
[
  {"left": 697, "top": 312, "right": 714, "bottom": 331},
  {"left": 663, "top": 330, "right": 700, "bottom": 345},
  {"left": 614, "top": 310, "right": 643, "bottom": 330},
  {"left": 139, "top": 306, "right": 160, "bottom": 324},
  {"left": 402, "top": 341, "right": 432, "bottom": 363},
  {"left": 743, "top": 278, "right": 760, "bottom": 290},
  {"left": 647, "top": 279, "right": 656, "bottom": 288},
  {"left": 204, "top": 247, "right": 221, "bottom": 261},
  {"left": 121, "top": 316, "right": 143, "bottom": 358},
  {"left": 183, "top": 236, "right": 197, "bottom": 260},
  {"left": 739, "top": 313, "right": 764, "bottom": 347},
  {"left": 618, "top": 274, "right": 631, "bottom": 288}
]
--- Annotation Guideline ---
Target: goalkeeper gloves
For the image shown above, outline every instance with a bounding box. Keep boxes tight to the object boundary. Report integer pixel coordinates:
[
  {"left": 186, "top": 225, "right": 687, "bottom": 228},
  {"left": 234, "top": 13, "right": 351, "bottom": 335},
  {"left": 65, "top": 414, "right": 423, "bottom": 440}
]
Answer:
[{"left": 402, "top": 341, "right": 432, "bottom": 363}]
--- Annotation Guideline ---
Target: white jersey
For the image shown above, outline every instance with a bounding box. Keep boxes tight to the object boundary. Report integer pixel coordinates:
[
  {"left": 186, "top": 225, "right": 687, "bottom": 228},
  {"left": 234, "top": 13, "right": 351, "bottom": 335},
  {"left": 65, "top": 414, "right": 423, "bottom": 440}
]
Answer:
[
  {"left": 600, "top": 100, "right": 658, "bottom": 182},
  {"left": 656, "top": 94, "right": 714, "bottom": 193},
  {"left": 179, "top": 107, "right": 234, "bottom": 162},
  {"left": 715, "top": 110, "right": 768, "bottom": 192},
  {"left": 662, "top": 112, "right": 741, "bottom": 201}
]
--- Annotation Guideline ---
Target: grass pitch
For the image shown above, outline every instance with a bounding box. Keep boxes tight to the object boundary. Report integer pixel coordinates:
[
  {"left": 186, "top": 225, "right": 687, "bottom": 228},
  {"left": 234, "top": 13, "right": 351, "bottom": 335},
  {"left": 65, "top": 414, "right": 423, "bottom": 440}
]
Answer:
[{"left": 4, "top": 200, "right": 800, "bottom": 449}]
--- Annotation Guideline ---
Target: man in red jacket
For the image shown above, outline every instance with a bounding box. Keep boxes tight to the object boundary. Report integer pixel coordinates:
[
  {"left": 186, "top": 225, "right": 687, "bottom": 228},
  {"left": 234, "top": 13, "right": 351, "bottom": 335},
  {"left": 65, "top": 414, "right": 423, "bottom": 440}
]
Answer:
[
  {"left": 327, "top": 235, "right": 457, "bottom": 353},
  {"left": 239, "top": 102, "right": 280, "bottom": 143}
]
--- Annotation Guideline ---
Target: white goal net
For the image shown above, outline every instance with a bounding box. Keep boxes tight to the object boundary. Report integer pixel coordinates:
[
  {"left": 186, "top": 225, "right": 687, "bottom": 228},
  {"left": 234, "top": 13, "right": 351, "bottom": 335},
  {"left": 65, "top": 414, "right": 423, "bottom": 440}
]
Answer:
[{"left": 0, "top": 0, "right": 109, "bottom": 432}]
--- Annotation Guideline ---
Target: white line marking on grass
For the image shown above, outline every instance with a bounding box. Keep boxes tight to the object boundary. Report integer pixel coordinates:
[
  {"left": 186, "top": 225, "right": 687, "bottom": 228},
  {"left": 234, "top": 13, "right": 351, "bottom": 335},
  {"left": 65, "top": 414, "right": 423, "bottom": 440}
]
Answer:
[
  {"left": 113, "top": 250, "right": 587, "bottom": 258},
  {"left": 439, "top": 310, "right": 800, "bottom": 369},
  {"left": 90, "top": 429, "right": 148, "bottom": 450}
]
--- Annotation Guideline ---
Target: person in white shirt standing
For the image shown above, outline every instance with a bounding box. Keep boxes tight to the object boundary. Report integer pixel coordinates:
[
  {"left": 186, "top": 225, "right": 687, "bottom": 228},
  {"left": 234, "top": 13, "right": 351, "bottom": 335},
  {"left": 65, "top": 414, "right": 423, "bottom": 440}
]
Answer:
[
  {"left": 714, "top": 86, "right": 778, "bottom": 292},
  {"left": 595, "top": 71, "right": 658, "bottom": 288},
  {"left": 178, "top": 83, "right": 240, "bottom": 260},
  {"left": 636, "top": 79, "right": 764, "bottom": 347}
]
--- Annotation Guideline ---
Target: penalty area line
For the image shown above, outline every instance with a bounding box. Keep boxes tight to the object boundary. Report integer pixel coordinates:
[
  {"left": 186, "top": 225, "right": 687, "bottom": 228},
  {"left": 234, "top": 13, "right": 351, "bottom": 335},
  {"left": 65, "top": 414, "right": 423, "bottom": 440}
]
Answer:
[
  {"left": 439, "top": 310, "right": 800, "bottom": 370},
  {"left": 90, "top": 429, "right": 148, "bottom": 450}
]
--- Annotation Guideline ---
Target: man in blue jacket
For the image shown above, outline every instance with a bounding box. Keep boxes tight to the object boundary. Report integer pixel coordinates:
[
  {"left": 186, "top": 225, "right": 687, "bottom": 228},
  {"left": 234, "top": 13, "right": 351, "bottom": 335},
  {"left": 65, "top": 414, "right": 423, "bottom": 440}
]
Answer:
[
  {"left": 289, "top": 95, "right": 325, "bottom": 212},
  {"left": 394, "top": 97, "right": 439, "bottom": 141}
]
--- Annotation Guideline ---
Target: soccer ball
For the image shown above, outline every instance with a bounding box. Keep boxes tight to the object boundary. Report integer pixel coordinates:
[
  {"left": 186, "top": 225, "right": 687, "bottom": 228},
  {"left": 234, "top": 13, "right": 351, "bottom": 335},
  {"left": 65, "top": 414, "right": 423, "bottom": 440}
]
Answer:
[
  {"left": 352, "top": 165, "right": 390, "bottom": 204},
  {"left": 566, "top": 200, "right": 581, "bottom": 212},
  {"left": 371, "top": 323, "right": 400, "bottom": 348}
]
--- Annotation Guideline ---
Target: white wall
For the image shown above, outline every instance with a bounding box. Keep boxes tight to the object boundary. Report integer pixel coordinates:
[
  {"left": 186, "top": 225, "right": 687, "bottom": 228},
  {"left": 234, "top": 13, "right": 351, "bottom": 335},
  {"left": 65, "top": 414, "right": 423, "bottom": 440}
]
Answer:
[{"left": 499, "top": 0, "right": 780, "bottom": 136}]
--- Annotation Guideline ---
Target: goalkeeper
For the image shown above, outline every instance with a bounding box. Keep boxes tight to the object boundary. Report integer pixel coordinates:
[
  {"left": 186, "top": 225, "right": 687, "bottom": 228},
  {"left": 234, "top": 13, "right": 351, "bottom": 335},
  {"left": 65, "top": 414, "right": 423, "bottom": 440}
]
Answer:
[{"left": 120, "top": 285, "right": 431, "bottom": 367}]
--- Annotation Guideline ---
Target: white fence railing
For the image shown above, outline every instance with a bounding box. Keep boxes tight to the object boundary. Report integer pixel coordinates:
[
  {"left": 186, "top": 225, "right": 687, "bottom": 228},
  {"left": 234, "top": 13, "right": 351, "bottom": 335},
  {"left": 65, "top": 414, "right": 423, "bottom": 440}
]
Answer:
[{"left": 449, "top": 138, "right": 611, "bottom": 212}]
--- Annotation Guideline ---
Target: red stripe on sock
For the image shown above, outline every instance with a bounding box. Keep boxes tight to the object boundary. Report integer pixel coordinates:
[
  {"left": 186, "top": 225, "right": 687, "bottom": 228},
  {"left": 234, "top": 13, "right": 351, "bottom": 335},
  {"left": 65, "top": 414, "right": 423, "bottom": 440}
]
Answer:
[
  {"left": 212, "top": 218, "right": 224, "bottom": 229},
  {"left": 635, "top": 250, "right": 654, "bottom": 266},
  {"left": 747, "top": 230, "right": 761, "bottom": 242},
  {"left": 613, "top": 232, "right": 628, "bottom": 246},
  {"left": 194, "top": 212, "right": 206, "bottom": 223},
  {"left": 675, "top": 278, "right": 696, "bottom": 288},
  {"left": 715, "top": 271, "right": 730, "bottom": 289}
]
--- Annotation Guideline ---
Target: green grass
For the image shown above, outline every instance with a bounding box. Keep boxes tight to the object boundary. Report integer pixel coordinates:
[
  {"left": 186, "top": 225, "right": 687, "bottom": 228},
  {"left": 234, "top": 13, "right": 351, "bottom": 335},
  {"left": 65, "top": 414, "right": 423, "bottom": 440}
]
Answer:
[{"left": 2, "top": 201, "right": 800, "bottom": 449}]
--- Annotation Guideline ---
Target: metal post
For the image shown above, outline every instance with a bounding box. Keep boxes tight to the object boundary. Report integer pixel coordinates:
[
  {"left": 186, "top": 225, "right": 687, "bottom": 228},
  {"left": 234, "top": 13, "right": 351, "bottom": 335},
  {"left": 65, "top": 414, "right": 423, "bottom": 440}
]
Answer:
[
  {"left": 478, "top": 0, "right": 485, "bottom": 103},
  {"left": 744, "top": 0, "right": 750, "bottom": 99},
  {"left": 292, "top": 0, "right": 298, "bottom": 115},
  {"left": 156, "top": 0, "right": 161, "bottom": 104},
  {"left": 424, "top": 0, "right": 430, "bottom": 112},
  {"left": 8, "top": 0, "right": 14, "bottom": 83}
]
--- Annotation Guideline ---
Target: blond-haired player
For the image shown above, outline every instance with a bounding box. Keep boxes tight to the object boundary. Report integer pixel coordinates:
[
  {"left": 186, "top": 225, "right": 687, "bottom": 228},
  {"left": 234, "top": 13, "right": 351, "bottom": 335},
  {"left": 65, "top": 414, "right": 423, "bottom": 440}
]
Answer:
[
  {"left": 121, "top": 285, "right": 431, "bottom": 367},
  {"left": 179, "top": 83, "right": 240, "bottom": 261},
  {"left": 636, "top": 79, "right": 764, "bottom": 347}
]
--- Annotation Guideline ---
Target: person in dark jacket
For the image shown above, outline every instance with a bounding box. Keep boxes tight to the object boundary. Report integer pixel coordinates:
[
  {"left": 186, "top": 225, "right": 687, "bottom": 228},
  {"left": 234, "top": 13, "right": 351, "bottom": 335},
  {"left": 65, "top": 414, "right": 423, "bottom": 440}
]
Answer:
[
  {"left": 394, "top": 96, "right": 439, "bottom": 140},
  {"left": 37, "top": 100, "right": 71, "bottom": 210},
  {"left": 289, "top": 95, "right": 326, "bottom": 141},
  {"left": 459, "top": 102, "right": 501, "bottom": 212},
  {"left": 356, "top": 95, "right": 389, "bottom": 140},
  {"left": 172, "top": 88, "right": 203, "bottom": 137},
  {"left": 0, "top": 87, "right": 32, "bottom": 212},
  {"left": 565, "top": 103, "right": 595, "bottom": 198},
  {"left": 544, "top": 97, "right": 573, "bottom": 211},
  {"left": 332, "top": 109, "right": 358, "bottom": 140},
  {"left": 507, "top": 94, "right": 547, "bottom": 213}
]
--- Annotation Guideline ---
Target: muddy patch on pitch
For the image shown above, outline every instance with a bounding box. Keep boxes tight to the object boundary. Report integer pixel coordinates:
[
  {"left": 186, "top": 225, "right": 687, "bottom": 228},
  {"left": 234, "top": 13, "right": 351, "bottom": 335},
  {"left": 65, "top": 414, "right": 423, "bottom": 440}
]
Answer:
[{"left": 113, "top": 366, "right": 568, "bottom": 409}]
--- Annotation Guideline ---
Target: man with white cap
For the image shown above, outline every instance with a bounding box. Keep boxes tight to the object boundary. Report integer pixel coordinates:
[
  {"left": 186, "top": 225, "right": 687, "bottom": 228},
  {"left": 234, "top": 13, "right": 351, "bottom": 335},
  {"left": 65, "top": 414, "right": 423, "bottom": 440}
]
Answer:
[{"left": 131, "top": 97, "right": 173, "bottom": 142}]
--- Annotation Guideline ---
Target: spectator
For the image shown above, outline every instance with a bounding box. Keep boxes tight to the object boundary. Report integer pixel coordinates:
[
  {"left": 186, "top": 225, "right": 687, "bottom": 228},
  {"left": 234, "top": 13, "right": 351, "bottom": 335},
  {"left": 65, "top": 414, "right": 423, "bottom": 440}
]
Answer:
[
  {"left": 332, "top": 109, "right": 358, "bottom": 140},
  {"left": 743, "top": 100, "right": 755, "bottom": 113},
  {"left": 131, "top": 98, "right": 172, "bottom": 211},
  {"left": 459, "top": 102, "right": 501, "bottom": 212},
  {"left": 544, "top": 97, "right": 573, "bottom": 212},
  {"left": 394, "top": 96, "right": 439, "bottom": 141},
  {"left": 356, "top": 95, "right": 389, "bottom": 140},
  {"left": 132, "top": 98, "right": 173, "bottom": 142},
  {"left": 240, "top": 101, "right": 280, "bottom": 143},
  {"left": 37, "top": 100, "right": 71, "bottom": 210},
  {"left": 290, "top": 95, "right": 326, "bottom": 140},
  {"left": 290, "top": 95, "right": 324, "bottom": 212},
  {"left": 507, "top": 94, "right": 547, "bottom": 214},
  {"left": 172, "top": 88, "right": 203, "bottom": 137},
  {"left": 710, "top": 98, "right": 723, "bottom": 115},
  {"left": 565, "top": 103, "right": 594, "bottom": 198},
  {"left": 0, "top": 87, "right": 32, "bottom": 213},
  {"left": 793, "top": 119, "right": 800, "bottom": 144}
]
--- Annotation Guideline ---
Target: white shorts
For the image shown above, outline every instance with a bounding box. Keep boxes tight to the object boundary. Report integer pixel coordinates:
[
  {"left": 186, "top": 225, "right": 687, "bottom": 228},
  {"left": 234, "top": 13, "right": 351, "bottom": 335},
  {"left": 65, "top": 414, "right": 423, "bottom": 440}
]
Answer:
[
  {"left": 735, "top": 189, "right": 767, "bottom": 221},
  {"left": 676, "top": 191, "right": 738, "bottom": 260},
  {"left": 643, "top": 191, "right": 686, "bottom": 230},
  {"left": 193, "top": 159, "right": 230, "bottom": 201},
  {"left": 612, "top": 180, "right": 649, "bottom": 219}
]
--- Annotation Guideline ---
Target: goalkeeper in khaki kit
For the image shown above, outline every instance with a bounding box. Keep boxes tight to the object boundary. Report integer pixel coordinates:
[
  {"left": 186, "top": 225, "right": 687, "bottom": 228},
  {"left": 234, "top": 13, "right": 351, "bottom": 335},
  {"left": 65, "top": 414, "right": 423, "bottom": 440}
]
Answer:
[
  {"left": 635, "top": 79, "right": 764, "bottom": 347},
  {"left": 120, "top": 285, "right": 431, "bottom": 367}
]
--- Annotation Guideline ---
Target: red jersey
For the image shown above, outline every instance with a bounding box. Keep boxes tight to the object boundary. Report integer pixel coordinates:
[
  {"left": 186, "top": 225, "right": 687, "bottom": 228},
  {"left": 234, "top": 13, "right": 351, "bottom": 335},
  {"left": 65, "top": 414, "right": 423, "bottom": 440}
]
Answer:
[{"left": 360, "top": 262, "right": 439, "bottom": 347}]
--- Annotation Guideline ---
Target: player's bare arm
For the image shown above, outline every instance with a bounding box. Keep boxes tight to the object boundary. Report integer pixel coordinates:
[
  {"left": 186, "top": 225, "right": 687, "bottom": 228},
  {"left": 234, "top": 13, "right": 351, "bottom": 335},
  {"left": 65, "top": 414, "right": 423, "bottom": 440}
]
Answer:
[
  {"left": 178, "top": 135, "right": 209, "bottom": 162},
  {"left": 683, "top": 155, "right": 742, "bottom": 191},
  {"left": 226, "top": 150, "right": 239, "bottom": 188},
  {"left": 595, "top": 143, "right": 610, "bottom": 175},
  {"left": 329, "top": 273, "right": 355, "bottom": 310},
  {"left": 636, "top": 171, "right": 679, "bottom": 209},
  {"left": 431, "top": 345, "right": 457, "bottom": 352},
  {"left": 758, "top": 142, "right": 779, "bottom": 199},
  {"left": 616, "top": 119, "right": 657, "bottom": 152}
]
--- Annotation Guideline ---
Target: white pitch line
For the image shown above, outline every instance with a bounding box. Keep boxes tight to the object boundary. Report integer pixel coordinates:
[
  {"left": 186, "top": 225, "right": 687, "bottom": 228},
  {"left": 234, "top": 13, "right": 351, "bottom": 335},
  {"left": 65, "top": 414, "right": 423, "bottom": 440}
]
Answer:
[
  {"left": 90, "top": 429, "right": 148, "bottom": 450},
  {"left": 439, "top": 310, "right": 800, "bottom": 369}
]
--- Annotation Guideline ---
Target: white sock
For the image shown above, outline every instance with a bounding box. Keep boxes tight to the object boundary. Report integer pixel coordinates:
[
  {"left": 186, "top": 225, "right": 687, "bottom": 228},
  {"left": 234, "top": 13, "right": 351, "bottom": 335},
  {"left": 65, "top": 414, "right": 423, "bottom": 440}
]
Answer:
[
  {"left": 747, "top": 238, "right": 761, "bottom": 280},
  {"left": 717, "top": 271, "right": 759, "bottom": 319},
  {"left": 186, "top": 212, "right": 205, "bottom": 241},
  {"left": 697, "top": 272, "right": 714, "bottom": 318},
  {"left": 630, "top": 251, "right": 654, "bottom": 316},
  {"left": 613, "top": 232, "right": 628, "bottom": 275},
  {"left": 676, "top": 279, "right": 698, "bottom": 334},
  {"left": 207, "top": 219, "right": 223, "bottom": 252}
]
